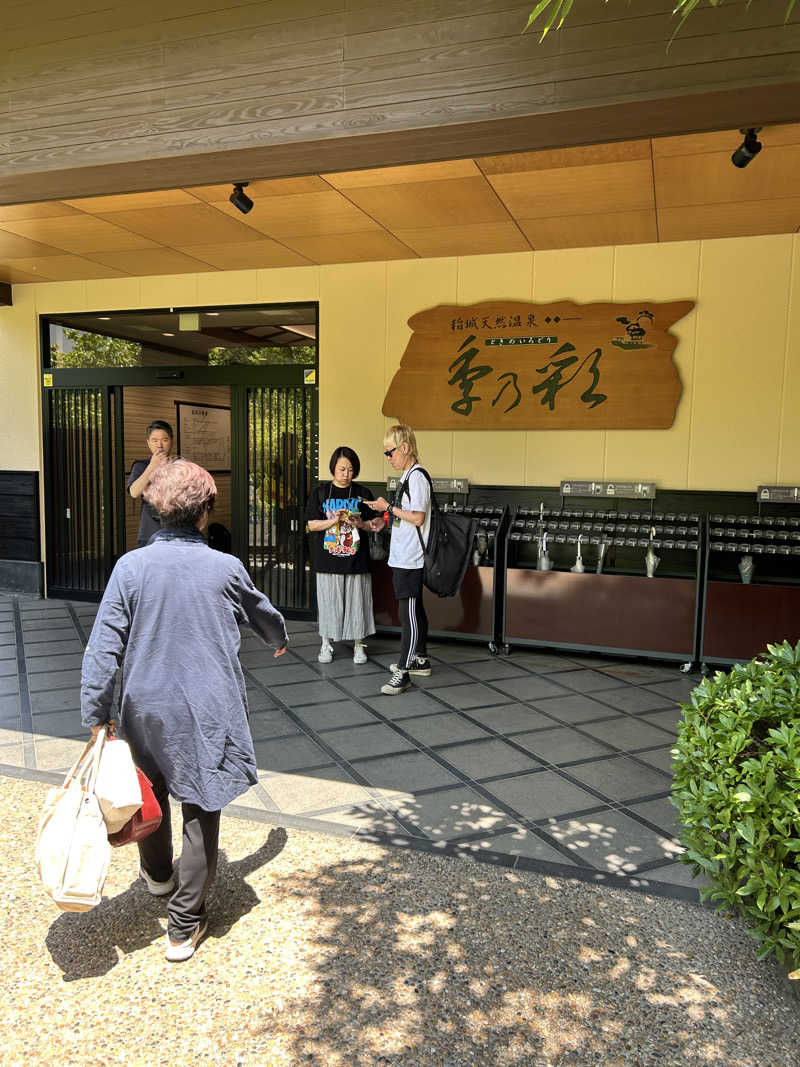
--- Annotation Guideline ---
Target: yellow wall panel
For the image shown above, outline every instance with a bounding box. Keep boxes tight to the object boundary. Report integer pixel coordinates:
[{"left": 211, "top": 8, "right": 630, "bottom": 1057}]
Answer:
[
  {"left": 4, "top": 237, "right": 800, "bottom": 513},
  {"left": 451, "top": 253, "right": 533, "bottom": 484},
  {"left": 196, "top": 268, "right": 258, "bottom": 307},
  {"left": 689, "top": 235, "right": 793, "bottom": 489},
  {"left": 524, "top": 429, "right": 605, "bottom": 487},
  {"left": 527, "top": 246, "right": 615, "bottom": 483},
  {"left": 606, "top": 241, "right": 701, "bottom": 488},
  {"left": 532, "top": 246, "right": 614, "bottom": 302},
  {"left": 257, "top": 265, "right": 319, "bottom": 304},
  {"left": 35, "top": 280, "right": 89, "bottom": 314},
  {"left": 777, "top": 235, "right": 800, "bottom": 483},
  {"left": 384, "top": 257, "right": 458, "bottom": 478},
  {"left": 457, "top": 251, "right": 533, "bottom": 304},
  {"left": 84, "top": 277, "right": 141, "bottom": 310},
  {"left": 318, "top": 262, "right": 387, "bottom": 483},
  {"left": 0, "top": 286, "right": 41, "bottom": 470},
  {"left": 139, "top": 273, "right": 198, "bottom": 308}
]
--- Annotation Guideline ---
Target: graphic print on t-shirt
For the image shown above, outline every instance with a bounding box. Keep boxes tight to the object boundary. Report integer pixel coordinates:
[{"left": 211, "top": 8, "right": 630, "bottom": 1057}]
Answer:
[{"left": 322, "top": 494, "right": 362, "bottom": 557}]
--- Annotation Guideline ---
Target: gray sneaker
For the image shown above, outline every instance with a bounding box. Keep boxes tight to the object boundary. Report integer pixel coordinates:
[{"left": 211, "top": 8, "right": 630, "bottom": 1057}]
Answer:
[{"left": 381, "top": 668, "right": 410, "bottom": 695}]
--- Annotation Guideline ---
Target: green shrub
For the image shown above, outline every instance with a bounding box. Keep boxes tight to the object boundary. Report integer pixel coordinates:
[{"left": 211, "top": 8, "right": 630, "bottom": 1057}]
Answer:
[{"left": 671, "top": 640, "right": 800, "bottom": 970}]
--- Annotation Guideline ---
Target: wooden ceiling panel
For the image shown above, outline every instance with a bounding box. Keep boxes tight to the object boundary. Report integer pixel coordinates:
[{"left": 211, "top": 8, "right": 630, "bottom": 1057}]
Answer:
[
  {"left": 0, "top": 201, "right": 79, "bottom": 221},
  {"left": 392, "top": 221, "right": 530, "bottom": 258},
  {"left": 324, "top": 159, "right": 479, "bottom": 188},
  {"left": 0, "top": 254, "right": 128, "bottom": 280},
  {"left": 283, "top": 230, "right": 416, "bottom": 264},
  {"left": 94, "top": 204, "right": 267, "bottom": 247},
  {"left": 188, "top": 176, "right": 330, "bottom": 202},
  {"left": 654, "top": 145, "right": 800, "bottom": 208},
  {"left": 0, "top": 214, "right": 159, "bottom": 252},
  {"left": 518, "top": 210, "right": 658, "bottom": 250},
  {"left": 658, "top": 199, "right": 800, "bottom": 242},
  {"left": 487, "top": 159, "right": 655, "bottom": 219},
  {"left": 653, "top": 123, "right": 800, "bottom": 158},
  {"left": 478, "top": 139, "right": 651, "bottom": 175},
  {"left": 180, "top": 239, "right": 311, "bottom": 270},
  {"left": 0, "top": 230, "right": 66, "bottom": 258},
  {"left": 212, "top": 190, "right": 381, "bottom": 238},
  {"left": 85, "top": 249, "right": 220, "bottom": 275},
  {"left": 0, "top": 264, "right": 49, "bottom": 284},
  {"left": 63, "top": 189, "right": 203, "bottom": 213},
  {"left": 336, "top": 176, "right": 508, "bottom": 230},
  {"left": 1, "top": 125, "right": 798, "bottom": 284}
]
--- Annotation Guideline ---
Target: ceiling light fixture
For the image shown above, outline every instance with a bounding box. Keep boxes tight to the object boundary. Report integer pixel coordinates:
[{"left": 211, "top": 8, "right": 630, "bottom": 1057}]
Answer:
[
  {"left": 229, "top": 182, "right": 253, "bottom": 214},
  {"left": 731, "top": 127, "right": 762, "bottom": 168},
  {"left": 98, "top": 316, "right": 111, "bottom": 321},
  {"left": 162, "top": 332, "right": 175, "bottom": 337}
]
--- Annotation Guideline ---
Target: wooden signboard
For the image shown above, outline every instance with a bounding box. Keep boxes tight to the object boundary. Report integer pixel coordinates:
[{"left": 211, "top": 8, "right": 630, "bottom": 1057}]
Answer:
[{"left": 382, "top": 300, "right": 694, "bottom": 430}]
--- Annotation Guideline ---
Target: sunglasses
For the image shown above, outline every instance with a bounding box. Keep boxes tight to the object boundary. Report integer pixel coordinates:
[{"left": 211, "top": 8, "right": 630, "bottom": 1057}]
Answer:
[{"left": 383, "top": 446, "right": 397, "bottom": 458}]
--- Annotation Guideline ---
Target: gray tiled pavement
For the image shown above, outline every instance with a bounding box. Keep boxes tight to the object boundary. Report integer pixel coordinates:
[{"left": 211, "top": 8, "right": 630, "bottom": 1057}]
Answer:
[{"left": 0, "top": 591, "right": 709, "bottom": 899}]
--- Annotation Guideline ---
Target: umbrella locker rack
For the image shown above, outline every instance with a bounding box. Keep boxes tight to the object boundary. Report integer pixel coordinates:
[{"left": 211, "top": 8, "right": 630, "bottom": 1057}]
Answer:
[{"left": 500, "top": 482, "right": 704, "bottom": 668}]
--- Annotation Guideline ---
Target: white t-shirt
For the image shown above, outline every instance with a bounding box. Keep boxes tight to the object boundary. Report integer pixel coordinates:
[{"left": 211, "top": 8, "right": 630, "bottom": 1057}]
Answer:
[{"left": 388, "top": 464, "right": 432, "bottom": 569}]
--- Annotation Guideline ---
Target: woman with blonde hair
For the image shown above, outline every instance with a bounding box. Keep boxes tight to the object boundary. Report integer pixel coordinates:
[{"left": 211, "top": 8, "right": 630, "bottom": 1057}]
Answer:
[
  {"left": 365, "top": 424, "right": 432, "bottom": 695},
  {"left": 81, "top": 458, "right": 288, "bottom": 962}
]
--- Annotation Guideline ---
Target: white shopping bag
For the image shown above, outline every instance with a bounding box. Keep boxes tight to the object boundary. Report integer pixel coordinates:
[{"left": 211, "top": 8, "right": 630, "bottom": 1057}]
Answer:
[
  {"left": 95, "top": 734, "right": 143, "bottom": 833},
  {"left": 35, "top": 730, "right": 111, "bottom": 912}
]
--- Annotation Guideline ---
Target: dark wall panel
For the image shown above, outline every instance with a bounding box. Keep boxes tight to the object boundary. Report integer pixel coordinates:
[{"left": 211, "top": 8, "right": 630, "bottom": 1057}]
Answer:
[{"left": 0, "top": 471, "right": 40, "bottom": 562}]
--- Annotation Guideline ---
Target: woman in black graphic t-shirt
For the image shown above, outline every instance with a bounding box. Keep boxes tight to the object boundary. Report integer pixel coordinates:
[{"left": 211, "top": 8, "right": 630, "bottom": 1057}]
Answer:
[{"left": 305, "top": 446, "right": 383, "bottom": 665}]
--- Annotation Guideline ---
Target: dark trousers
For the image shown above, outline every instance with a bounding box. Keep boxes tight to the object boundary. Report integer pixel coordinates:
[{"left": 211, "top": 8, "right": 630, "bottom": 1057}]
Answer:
[
  {"left": 398, "top": 595, "right": 428, "bottom": 670},
  {"left": 137, "top": 771, "right": 221, "bottom": 941},
  {"left": 392, "top": 566, "right": 428, "bottom": 671}
]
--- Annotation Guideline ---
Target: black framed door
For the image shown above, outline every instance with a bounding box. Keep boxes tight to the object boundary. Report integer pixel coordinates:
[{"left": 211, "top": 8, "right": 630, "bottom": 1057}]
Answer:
[
  {"left": 43, "top": 386, "right": 115, "bottom": 600},
  {"left": 42, "top": 367, "right": 318, "bottom": 610},
  {"left": 243, "top": 384, "right": 317, "bottom": 615}
]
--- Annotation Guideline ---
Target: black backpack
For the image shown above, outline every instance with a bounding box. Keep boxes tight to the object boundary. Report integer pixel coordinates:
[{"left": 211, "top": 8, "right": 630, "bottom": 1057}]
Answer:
[
  {"left": 207, "top": 522, "right": 232, "bottom": 553},
  {"left": 398, "top": 468, "right": 477, "bottom": 598}
]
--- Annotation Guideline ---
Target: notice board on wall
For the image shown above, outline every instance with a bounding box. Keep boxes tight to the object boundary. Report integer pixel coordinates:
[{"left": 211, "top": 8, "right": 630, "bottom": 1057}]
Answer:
[
  {"left": 382, "top": 300, "right": 694, "bottom": 431},
  {"left": 175, "top": 402, "right": 230, "bottom": 473}
]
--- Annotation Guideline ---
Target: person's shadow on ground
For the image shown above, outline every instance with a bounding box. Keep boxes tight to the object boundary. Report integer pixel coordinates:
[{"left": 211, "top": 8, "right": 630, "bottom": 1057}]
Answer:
[{"left": 45, "top": 827, "right": 287, "bottom": 981}]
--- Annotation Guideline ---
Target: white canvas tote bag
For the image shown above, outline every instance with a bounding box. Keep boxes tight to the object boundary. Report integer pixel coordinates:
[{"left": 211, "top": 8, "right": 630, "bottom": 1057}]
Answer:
[
  {"left": 95, "top": 734, "right": 143, "bottom": 833},
  {"left": 35, "top": 729, "right": 111, "bottom": 913}
]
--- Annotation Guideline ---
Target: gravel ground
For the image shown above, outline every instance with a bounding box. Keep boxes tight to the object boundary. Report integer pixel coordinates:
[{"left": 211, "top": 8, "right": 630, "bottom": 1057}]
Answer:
[{"left": 4, "top": 773, "right": 799, "bottom": 1067}]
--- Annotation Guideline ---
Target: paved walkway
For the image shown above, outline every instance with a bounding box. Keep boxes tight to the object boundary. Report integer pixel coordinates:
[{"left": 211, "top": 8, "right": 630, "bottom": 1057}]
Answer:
[
  {"left": 0, "top": 591, "right": 706, "bottom": 900},
  {"left": 4, "top": 773, "right": 799, "bottom": 1066}
]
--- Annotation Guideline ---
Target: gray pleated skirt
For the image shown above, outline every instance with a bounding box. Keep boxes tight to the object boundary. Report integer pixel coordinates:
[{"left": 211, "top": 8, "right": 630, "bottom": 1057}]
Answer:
[{"left": 316, "top": 572, "right": 375, "bottom": 641}]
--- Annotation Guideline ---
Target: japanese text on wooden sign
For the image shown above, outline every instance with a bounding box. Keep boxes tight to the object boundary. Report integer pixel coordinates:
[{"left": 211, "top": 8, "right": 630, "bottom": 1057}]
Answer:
[{"left": 382, "top": 300, "right": 694, "bottom": 431}]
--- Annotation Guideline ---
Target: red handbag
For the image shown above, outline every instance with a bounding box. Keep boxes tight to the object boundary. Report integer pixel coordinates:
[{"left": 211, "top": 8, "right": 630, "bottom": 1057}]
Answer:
[{"left": 107, "top": 767, "right": 162, "bottom": 847}]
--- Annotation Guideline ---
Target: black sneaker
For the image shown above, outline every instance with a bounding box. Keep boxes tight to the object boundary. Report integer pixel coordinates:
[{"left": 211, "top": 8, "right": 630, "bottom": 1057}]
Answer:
[
  {"left": 381, "top": 668, "right": 410, "bottom": 695},
  {"left": 389, "top": 657, "right": 432, "bottom": 677}
]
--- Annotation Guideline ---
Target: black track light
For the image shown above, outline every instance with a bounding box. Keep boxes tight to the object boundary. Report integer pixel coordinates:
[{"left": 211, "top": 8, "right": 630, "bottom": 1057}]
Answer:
[
  {"left": 731, "top": 128, "right": 762, "bottom": 169},
  {"left": 229, "top": 181, "right": 253, "bottom": 214}
]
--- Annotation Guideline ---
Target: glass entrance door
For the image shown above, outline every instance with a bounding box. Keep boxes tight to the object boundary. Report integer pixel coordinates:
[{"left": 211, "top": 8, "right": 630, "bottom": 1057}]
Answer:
[
  {"left": 43, "top": 386, "right": 115, "bottom": 599},
  {"left": 246, "top": 384, "right": 317, "bottom": 615}
]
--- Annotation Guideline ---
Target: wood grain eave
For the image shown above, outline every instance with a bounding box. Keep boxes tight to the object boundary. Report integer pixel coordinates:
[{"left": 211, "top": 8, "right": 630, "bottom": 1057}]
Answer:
[{"left": 0, "top": 82, "right": 798, "bottom": 207}]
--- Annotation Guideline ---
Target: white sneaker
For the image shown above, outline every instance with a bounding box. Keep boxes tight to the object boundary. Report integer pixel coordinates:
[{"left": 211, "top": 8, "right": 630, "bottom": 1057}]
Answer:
[
  {"left": 318, "top": 641, "right": 333, "bottom": 663},
  {"left": 165, "top": 919, "right": 208, "bottom": 962},
  {"left": 139, "top": 865, "right": 175, "bottom": 897},
  {"left": 353, "top": 643, "right": 368, "bottom": 664}
]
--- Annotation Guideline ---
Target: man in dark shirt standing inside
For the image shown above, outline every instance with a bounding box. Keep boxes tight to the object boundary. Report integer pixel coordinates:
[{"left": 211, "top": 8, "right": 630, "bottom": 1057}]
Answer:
[{"left": 127, "top": 420, "right": 173, "bottom": 547}]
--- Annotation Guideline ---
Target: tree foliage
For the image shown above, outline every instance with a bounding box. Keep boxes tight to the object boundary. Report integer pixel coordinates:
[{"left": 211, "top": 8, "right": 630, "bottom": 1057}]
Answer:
[
  {"left": 208, "top": 343, "right": 316, "bottom": 366},
  {"left": 50, "top": 328, "right": 141, "bottom": 368},
  {"left": 526, "top": 0, "right": 797, "bottom": 45}
]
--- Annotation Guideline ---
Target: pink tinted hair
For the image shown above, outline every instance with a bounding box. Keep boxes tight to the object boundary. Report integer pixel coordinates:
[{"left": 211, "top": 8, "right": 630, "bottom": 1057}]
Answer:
[{"left": 144, "top": 458, "right": 217, "bottom": 527}]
